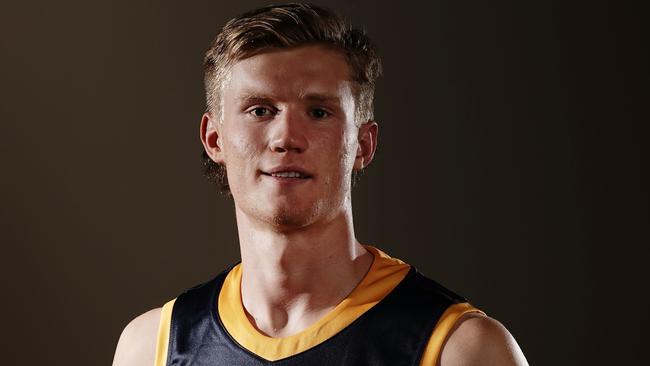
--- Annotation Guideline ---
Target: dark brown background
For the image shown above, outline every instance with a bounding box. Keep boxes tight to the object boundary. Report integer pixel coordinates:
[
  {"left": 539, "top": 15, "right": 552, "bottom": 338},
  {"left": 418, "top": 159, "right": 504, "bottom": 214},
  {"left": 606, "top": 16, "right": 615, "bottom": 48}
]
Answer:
[{"left": 1, "top": 0, "right": 647, "bottom": 365}]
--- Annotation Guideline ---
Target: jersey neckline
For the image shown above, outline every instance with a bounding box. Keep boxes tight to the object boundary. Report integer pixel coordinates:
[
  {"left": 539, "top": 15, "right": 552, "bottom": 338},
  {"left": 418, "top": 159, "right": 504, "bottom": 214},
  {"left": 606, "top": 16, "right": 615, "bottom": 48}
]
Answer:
[{"left": 216, "top": 244, "right": 411, "bottom": 361}]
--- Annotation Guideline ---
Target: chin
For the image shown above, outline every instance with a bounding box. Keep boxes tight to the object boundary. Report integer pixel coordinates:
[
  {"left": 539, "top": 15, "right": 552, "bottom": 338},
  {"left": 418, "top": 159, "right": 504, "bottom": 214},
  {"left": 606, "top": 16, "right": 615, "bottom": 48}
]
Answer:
[
  {"left": 258, "top": 200, "right": 325, "bottom": 231},
  {"left": 270, "top": 214, "right": 306, "bottom": 228},
  {"left": 268, "top": 207, "right": 315, "bottom": 229}
]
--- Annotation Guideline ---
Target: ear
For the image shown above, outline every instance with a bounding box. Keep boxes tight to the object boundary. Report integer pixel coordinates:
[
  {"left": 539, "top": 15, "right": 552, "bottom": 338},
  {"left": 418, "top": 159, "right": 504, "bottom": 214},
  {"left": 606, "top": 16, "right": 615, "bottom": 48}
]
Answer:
[
  {"left": 353, "top": 121, "right": 378, "bottom": 170},
  {"left": 200, "top": 112, "right": 224, "bottom": 164}
]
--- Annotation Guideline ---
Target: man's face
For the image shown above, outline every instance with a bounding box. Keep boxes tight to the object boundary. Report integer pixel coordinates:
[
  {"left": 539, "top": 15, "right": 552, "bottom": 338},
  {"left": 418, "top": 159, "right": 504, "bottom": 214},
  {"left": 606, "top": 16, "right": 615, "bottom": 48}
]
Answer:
[{"left": 203, "top": 45, "right": 376, "bottom": 230}]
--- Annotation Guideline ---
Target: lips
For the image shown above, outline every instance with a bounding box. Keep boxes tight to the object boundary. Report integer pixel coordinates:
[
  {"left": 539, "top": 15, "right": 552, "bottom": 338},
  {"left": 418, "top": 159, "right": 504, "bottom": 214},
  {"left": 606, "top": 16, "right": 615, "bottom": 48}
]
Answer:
[
  {"left": 267, "top": 171, "right": 309, "bottom": 178},
  {"left": 261, "top": 166, "right": 313, "bottom": 179}
]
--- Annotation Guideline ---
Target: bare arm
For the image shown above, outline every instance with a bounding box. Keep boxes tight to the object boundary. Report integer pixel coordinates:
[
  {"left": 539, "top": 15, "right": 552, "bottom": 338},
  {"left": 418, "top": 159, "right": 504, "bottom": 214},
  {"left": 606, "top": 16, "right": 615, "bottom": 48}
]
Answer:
[
  {"left": 112, "top": 308, "right": 161, "bottom": 366},
  {"left": 439, "top": 314, "right": 528, "bottom": 366}
]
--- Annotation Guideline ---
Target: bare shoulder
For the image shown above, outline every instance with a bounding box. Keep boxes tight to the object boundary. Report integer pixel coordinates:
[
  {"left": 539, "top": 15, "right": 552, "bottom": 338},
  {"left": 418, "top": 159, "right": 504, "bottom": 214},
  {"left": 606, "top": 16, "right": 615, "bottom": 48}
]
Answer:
[
  {"left": 112, "top": 307, "right": 162, "bottom": 366},
  {"left": 439, "top": 313, "right": 528, "bottom": 366}
]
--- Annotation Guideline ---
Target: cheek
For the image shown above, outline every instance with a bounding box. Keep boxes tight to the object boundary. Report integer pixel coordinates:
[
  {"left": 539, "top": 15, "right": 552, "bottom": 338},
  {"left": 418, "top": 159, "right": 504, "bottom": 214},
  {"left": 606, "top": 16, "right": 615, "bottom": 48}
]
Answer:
[
  {"left": 317, "top": 129, "right": 357, "bottom": 173},
  {"left": 339, "top": 128, "right": 359, "bottom": 167},
  {"left": 223, "top": 127, "right": 265, "bottom": 170}
]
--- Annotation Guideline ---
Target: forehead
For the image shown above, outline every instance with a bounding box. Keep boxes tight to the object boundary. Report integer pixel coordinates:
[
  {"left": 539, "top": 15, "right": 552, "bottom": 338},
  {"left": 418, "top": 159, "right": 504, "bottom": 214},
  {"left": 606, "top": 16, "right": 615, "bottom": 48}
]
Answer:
[{"left": 223, "top": 45, "right": 354, "bottom": 101}]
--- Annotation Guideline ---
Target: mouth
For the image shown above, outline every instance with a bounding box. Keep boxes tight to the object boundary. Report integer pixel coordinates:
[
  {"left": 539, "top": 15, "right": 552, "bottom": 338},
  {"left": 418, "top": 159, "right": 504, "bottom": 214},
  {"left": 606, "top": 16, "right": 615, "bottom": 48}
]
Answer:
[
  {"left": 262, "top": 171, "right": 310, "bottom": 179},
  {"left": 260, "top": 167, "right": 313, "bottom": 180}
]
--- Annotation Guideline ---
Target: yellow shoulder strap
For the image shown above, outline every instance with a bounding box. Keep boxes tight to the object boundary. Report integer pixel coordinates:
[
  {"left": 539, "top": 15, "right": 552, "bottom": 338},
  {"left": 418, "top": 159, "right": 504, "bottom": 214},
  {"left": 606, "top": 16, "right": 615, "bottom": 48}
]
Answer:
[
  {"left": 151, "top": 273, "right": 480, "bottom": 366},
  {"left": 419, "top": 302, "right": 485, "bottom": 366},
  {"left": 153, "top": 299, "right": 176, "bottom": 366}
]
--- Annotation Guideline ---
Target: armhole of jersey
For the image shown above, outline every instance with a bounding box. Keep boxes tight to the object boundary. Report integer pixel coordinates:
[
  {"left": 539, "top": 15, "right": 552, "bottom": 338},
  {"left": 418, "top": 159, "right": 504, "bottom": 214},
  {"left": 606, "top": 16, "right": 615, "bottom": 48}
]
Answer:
[
  {"left": 153, "top": 298, "right": 176, "bottom": 366},
  {"left": 419, "top": 302, "right": 485, "bottom": 366}
]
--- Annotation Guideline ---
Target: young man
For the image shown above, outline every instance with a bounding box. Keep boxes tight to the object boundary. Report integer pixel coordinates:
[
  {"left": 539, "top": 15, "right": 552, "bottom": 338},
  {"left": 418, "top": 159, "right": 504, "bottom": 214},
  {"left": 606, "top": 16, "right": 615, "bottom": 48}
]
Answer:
[{"left": 113, "top": 4, "right": 528, "bottom": 365}]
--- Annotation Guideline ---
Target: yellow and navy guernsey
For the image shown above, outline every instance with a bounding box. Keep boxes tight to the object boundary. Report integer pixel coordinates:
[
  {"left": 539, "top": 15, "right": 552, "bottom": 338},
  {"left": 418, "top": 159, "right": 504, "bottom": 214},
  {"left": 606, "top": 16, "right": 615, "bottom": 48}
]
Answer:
[{"left": 154, "top": 246, "right": 484, "bottom": 365}]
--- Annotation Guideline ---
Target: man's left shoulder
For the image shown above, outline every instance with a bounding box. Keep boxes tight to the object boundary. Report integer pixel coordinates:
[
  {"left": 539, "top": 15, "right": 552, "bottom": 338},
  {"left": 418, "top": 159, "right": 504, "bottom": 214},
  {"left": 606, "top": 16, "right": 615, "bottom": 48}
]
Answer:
[{"left": 440, "top": 313, "right": 529, "bottom": 366}]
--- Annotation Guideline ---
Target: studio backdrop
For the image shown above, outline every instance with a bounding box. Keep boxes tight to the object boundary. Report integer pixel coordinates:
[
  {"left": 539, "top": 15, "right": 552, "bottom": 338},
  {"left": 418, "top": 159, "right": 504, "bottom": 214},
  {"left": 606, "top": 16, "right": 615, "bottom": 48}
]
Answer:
[{"left": 0, "top": 0, "right": 646, "bottom": 365}]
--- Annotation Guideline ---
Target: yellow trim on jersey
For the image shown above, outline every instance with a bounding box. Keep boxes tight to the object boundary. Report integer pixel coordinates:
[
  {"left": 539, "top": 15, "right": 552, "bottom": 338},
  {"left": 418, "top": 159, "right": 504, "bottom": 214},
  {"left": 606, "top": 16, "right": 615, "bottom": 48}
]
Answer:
[
  {"left": 218, "top": 245, "right": 411, "bottom": 362},
  {"left": 419, "top": 302, "right": 485, "bottom": 365},
  {"left": 154, "top": 298, "right": 176, "bottom": 366},
  {"left": 153, "top": 247, "right": 484, "bottom": 365}
]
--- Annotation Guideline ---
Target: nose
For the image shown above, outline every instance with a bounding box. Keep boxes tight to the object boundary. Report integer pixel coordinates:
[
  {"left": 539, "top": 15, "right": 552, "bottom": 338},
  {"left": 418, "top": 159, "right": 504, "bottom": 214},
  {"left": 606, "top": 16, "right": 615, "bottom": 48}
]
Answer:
[{"left": 268, "top": 108, "right": 308, "bottom": 153}]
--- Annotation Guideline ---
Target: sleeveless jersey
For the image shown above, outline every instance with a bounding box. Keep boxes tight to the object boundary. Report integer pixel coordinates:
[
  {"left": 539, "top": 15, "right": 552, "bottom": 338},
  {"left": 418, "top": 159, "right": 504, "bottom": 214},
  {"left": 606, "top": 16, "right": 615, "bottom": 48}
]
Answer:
[{"left": 154, "top": 246, "right": 483, "bottom": 365}]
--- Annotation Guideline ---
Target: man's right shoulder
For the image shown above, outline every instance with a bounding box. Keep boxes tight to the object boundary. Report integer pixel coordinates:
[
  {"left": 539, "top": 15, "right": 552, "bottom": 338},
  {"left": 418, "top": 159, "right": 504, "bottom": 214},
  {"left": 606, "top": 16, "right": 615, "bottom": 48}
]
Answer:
[{"left": 112, "top": 307, "right": 162, "bottom": 366}]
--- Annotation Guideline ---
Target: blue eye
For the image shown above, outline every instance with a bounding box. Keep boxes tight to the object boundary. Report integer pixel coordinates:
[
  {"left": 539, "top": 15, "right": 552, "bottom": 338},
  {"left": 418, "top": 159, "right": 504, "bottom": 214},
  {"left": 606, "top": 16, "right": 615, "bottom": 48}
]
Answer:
[
  {"left": 310, "top": 108, "right": 330, "bottom": 119},
  {"left": 250, "top": 107, "right": 274, "bottom": 117},
  {"left": 246, "top": 106, "right": 278, "bottom": 120}
]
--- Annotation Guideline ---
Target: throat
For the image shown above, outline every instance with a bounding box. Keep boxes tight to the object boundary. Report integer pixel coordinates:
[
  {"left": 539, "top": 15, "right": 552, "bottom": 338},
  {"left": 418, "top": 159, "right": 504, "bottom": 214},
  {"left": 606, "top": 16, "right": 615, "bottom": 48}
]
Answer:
[
  {"left": 243, "top": 298, "right": 336, "bottom": 338},
  {"left": 238, "top": 246, "right": 374, "bottom": 338}
]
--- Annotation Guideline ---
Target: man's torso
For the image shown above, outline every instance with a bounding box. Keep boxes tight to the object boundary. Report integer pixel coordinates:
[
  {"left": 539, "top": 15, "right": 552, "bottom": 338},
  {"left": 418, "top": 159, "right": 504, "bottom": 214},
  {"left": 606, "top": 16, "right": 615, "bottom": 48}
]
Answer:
[{"left": 154, "top": 246, "right": 482, "bottom": 366}]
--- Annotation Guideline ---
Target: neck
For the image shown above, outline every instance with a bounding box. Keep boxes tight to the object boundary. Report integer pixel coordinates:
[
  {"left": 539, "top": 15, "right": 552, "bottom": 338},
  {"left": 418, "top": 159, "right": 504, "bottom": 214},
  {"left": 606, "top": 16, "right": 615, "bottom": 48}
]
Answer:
[{"left": 234, "top": 205, "right": 373, "bottom": 338}]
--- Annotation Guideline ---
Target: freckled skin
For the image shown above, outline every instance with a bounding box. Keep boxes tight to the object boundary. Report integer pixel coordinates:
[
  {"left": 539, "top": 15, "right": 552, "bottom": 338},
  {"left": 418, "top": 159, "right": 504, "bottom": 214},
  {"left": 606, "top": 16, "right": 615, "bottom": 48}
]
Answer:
[{"left": 216, "top": 45, "right": 361, "bottom": 231}]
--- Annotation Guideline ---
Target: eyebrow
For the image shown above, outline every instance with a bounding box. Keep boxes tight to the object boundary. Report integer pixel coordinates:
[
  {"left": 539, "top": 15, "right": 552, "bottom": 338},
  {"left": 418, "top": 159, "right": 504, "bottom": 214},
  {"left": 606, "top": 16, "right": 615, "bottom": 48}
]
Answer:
[
  {"left": 235, "top": 94, "right": 275, "bottom": 106},
  {"left": 300, "top": 93, "right": 341, "bottom": 104},
  {"left": 235, "top": 92, "right": 341, "bottom": 105}
]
